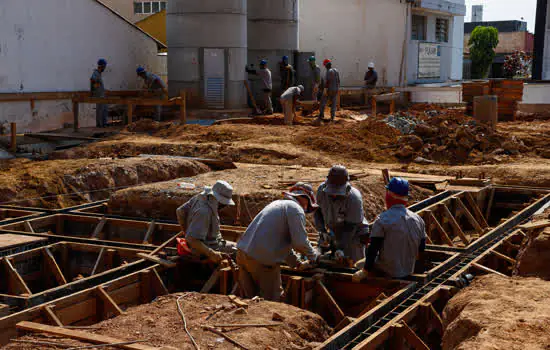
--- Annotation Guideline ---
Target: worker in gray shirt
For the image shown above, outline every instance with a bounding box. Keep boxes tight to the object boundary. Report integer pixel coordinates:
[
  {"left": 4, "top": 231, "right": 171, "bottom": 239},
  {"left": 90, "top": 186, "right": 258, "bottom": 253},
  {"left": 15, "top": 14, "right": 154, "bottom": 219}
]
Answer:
[
  {"left": 246, "top": 59, "right": 273, "bottom": 114},
  {"left": 176, "top": 181, "right": 236, "bottom": 264},
  {"left": 137, "top": 66, "right": 168, "bottom": 121},
  {"left": 319, "top": 59, "right": 341, "bottom": 121},
  {"left": 353, "top": 178, "right": 426, "bottom": 282},
  {"left": 364, "top": 62, "right": 378, "bottom": 89},
  {"left": 237, "top": 182, "right": 319, "bottom": 301},
  {"left": 280, "top": 85, "right": 304, "bottom": 126},
  {"left": 315, "top": 165, "right": 369, "bottom": 263},
  {"left": 306, "top": 56, "right": 322, "bottom": 102},
  {"left": 90, "top": 58, "right": 108, "bottom": 128}
]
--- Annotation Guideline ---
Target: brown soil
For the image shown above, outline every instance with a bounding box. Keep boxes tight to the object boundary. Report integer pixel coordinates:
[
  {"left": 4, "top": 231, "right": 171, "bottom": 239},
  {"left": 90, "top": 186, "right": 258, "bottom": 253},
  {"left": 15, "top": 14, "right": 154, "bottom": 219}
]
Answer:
[
  {"left": 515, "top": 217, "right": 550, "bottom": 281},
  {"left": 0, "top": 157, "right": 209, "bottom": 209},
  {"left": 442, "top": 274, "right": 550, "bottom": 350},
  {"left": 5, "top": 293, "right": 331, "bottom": 350},
  {"left": 107, "top": 163, "right": 433, "bottom": 224}
]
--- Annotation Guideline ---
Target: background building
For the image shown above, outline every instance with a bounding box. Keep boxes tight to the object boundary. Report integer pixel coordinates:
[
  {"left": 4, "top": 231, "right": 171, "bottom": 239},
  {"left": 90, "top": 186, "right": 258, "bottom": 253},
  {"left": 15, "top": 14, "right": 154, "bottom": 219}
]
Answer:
[
  {"left": 533, "top": 0, "right": 550, "bottom": 80},
  {"left": 101, "top": 0, "right": 167, "bottom": 23}
]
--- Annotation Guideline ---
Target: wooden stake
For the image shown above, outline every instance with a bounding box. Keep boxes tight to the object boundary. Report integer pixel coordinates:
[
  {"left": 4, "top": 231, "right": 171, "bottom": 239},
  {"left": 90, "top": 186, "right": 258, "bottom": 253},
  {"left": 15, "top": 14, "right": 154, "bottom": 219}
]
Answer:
[
  {"left": 2, "top": 258, "right": 31, "bottom": 295},
  {"left": 90, "top": 217, "right": 106, "bottom": 239},
  {"left": 371, "top": 96, "right": 377, "bottom": 115},
  {"left": 465, "top": 192, "right": 489, "bottom": 228},
  {"left": 219, "top": 267, "right": 232, "bottom": 295},
  {"left": 96, "top": 286, "right": 123, "bottom": 316},
  {"left": 136, "top": 252, "right": 177, "bottom": 268},
  {"left": 41, "top": 305, "right": 63, "bottom": 327},
  {"left": 456, "top": 198, "right": 483, "bottom": 235},
  {"left": 485, "top": 188, "right": 495, "bottom": 221},
  {"left": 471, "top": 262, "right": 508, "bottom": 277},
  {"left": 440, "top": 205, "right": 469, "bottom": 245},
  {"left": 490, "top": 250, "right": 517, "bottom": 265},
  {"left": 314, "top": 280, "right": 345, "bottom": 325},
  {"left": 201, "top": 269, "right": 221, "bottom": 293},
  {"left": 244, "top": 81, "right": 260, "bottom": 113},
  {"left": 142, "top": 220, "right": 155, "bottom": 244},
  {"left": 399, "top": 322, "right": 430, "bottom": 350},
  {"left": 151, "top": 268, "right": 169, "bottom": 295},
  {"left": 90, "top": 247, "right": 105, "bottom": 276},
  {"left": 418, "top": 302, "right": 443, "bottom": 336},
  {"left": 24, "top": 221, "right": 35, "bottom": 234},
  {"left": 10, "top": 123, "right": 16, "bottom": 153},
  {"left": 42, "top": 247, "right": 67, "bottom": 285},
  {"left": 430, "top": 213, "right": 455, "bottom": 246}
]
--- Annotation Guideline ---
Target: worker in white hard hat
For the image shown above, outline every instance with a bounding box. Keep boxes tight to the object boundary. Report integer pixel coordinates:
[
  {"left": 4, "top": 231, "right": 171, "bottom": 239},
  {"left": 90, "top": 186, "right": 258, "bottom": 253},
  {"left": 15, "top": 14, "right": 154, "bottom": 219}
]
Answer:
[
  {"left": 280, "top": 85, "right": 304, "bottom": 126},
  {"left": 176, "top": 180, "right": 237, "bottom": 263},
  {"left": 364, "top": 62, "right": 378, "bottom": 89}
]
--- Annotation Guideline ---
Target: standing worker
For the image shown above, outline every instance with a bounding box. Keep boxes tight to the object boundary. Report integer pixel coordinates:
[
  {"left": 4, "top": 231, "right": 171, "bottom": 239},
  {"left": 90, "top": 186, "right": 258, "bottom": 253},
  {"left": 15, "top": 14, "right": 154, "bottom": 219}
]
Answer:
[
  {"left": 319, "top": 59, "right": 341, "bottom": 121},
  {"left": 279, "top": 55, "right": 295, "bottom": 92},
  {"left": 176, "top": 181, "right": 237, "bottom": 263},
  {"left": 246, "top": 60, "right": 273, "bottom": 114},
  {"left": 353, "top": 178, "right": 426, "bottom": 282},
  {"left": 280, "top": 85, "right": 304, "bottom": 126},
  {"left": 315, "top": 165, "right": 369, "bottom": 263},
  {"left": 136, "top": 66, "right": 168, "bottom": 121},
  {"left": 306, "top": 56, "right": 322, "bottom": 102},
  {"left": 364, "top": 62, "right": 378, "bottom": 89},
  {"left": 236, "top": 183, "right": 320, "bottom": 301},
  {"left": 90, "top": 58, "right": 108, "bottom": 128}
]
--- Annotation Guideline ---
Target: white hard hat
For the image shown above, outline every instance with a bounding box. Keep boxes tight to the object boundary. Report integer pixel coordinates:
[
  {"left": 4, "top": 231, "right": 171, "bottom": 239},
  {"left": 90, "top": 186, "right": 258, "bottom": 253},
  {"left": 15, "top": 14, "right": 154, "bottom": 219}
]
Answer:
[{"left": 368, "top": 62, "right": 375, "bottom": 69}]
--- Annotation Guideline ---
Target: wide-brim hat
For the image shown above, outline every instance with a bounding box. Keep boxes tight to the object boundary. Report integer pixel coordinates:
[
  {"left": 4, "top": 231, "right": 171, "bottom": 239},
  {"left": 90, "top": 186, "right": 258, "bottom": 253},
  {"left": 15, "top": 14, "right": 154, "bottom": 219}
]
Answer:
[
  {"left": 283, "top": 182, "right": 319, "bottom": 211},
  {"left": 323, "top": 182, "right": 350, "bottom": 196},
  {"left": 207, "top": 180, "right": 235, "bottom": 206}
]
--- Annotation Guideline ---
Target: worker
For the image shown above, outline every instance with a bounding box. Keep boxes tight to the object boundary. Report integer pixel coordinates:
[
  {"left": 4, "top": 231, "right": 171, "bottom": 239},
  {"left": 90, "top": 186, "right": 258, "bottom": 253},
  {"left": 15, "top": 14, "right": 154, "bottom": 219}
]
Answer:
[
  {"left": 306, "top": 56, "right": 322, "bottom": 102},
  {"left": 280, "top": 85, "right": 304, "bottom": 126},
  {"left": 364, "top": 62, "right": 378, "bottom": 89},
  {"left": 315, "top": 165, "right": 369, "bottom": 263},
  {"left": 136, "top": 66, "right": 168, "bottom": 121},
  {"left": 176, "top": 180, "right": 237, "bottom": 264},
  {"left": 279, "top": 55, "right": 295, "bottom": 91},
  {"left": 319, "top": 59, "right": 341, "bottom": 121},
  {"left": 246, "top": 60, "right": 273, "bottom": 114},
  {"left": 236, "top": 182, "right": 320, "bottom": 301},
  {"left": 90, "top": 58, "right": 108, "bottom": 128},
  {"left": 353, "top": 178, "right": 426, "bottom": 282}
]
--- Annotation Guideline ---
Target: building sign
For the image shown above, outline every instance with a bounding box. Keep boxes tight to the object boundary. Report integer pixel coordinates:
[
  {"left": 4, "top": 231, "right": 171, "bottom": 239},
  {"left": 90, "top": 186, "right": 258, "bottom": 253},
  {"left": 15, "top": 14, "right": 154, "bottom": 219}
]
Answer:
[{"left": 418, "top": 42, "right": 441, "bottom": 79}]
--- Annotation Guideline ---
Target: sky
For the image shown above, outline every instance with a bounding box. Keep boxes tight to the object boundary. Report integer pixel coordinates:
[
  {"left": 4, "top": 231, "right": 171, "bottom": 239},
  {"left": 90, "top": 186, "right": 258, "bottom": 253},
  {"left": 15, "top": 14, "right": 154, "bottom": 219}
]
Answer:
[{"left": 465, "top": 0, "right": 538, "bottom": 32}]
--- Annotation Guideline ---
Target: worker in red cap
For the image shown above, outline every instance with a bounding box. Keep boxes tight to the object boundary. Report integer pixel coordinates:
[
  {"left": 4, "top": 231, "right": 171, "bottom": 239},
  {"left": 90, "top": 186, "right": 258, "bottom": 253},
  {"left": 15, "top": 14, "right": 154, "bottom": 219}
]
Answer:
[
  {"left": 353, "top": 178, "right": 426, "bottom": 282},
  {"left": 319, "top": 59, "right": 341, "bottom": 121},
  {"left": 236, "top": 182, "right": 319, "bottom": 301}
]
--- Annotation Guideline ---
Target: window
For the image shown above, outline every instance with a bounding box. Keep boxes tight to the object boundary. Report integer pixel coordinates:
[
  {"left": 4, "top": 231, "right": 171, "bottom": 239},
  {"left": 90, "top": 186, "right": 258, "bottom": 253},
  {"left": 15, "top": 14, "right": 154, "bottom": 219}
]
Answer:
[
  {"left": 152, "top": 1, "right": 160, "bottom": 13},
  {"left": 436, "top": 18, "right": 449, "bottom": 43},
  {"left": 411, "top": 15, "right": 427, "bottom": 41},
  {"left": 133, "top": 2, "right": 143, "bottom": 14},
  {"left": 143, "top": 2, "right": 151, "bottom": 13},
  {"left": 160, "top": 1, "right": 167, "bottom": 11}
]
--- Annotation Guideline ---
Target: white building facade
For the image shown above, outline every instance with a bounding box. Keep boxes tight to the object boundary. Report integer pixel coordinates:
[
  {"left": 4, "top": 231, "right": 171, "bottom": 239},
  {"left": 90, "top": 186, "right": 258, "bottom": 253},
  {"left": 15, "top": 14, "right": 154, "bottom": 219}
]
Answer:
[
  {"left": 299, "top": 0, "right": 466, "bottom": 86},
  {"left": 0, "top": 0, "right": 164, "bottom": 132}
]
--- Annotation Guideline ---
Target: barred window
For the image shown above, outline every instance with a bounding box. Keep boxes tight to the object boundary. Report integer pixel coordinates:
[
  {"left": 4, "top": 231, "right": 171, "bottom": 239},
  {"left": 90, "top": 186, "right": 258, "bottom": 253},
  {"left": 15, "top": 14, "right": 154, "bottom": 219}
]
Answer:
[{"left": 436, "top": 18, "right": 449, "bottom": 43}]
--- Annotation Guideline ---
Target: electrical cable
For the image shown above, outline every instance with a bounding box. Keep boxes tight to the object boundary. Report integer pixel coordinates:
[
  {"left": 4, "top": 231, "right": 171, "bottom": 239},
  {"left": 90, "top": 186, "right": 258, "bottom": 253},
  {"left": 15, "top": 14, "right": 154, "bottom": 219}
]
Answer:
[{"left": 177, "top": 293, "right": 200, "bottom": 350}]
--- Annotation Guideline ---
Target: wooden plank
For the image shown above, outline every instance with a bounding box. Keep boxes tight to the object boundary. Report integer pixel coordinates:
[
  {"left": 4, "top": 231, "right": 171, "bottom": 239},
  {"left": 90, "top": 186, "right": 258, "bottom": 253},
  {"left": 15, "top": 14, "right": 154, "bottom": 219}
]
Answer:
[
  {"left": 219, "top": 267, "right": 231, "bottom": 295},
  {"left": 41, "top": 305, "right": 63, "bottom": 327},
  {"left": 42, "top": 247, "right": 67, "bottom": 285},
  {"left": 90, "top": 217, "right": 106, "bottom": 239},
  {"left": 24, "top": 221, "right": 35, "bottom": 234},
  {"left": 151, "top": 269, "right": 169, "bottom": 296},
  {"left": 2, "top": 258, "right": 31, "bottom": 295},
  {"left": 142, "top": 221, "right": 155, "bottom": 244},
  {"left": 518, "top": 219, "right": 550, "bottom": 231},
  {"left": 15, "top": 321, "right": 157, "bottom": 350},
  {"left": 315, "top": 281, "right": 345, "bottom": 325},
  {"left": 201, "top": 269, "right": 221, "bottom": 293},
  {"left": 465, "top": 193, "right": 490, "bottom": 228},
  {"left": 440, "top": 205, "right": 469, "bottom": 245},
  {"left": 471, "top": 263, "right": 508, "bottom": 277},
  {"left": 430, "top": 213, "right": 454, "bottom": 246},
  {"left": 456, "top": 198, "right": 483, "bottom": 235},
  {"left": 418, "top": 302, "right": 443, "bottom": 336},
  {"left": 96, "top": 286, "right": 123, "bottom": 316},
  {"left": 398, "top": 322, "right": 430, "bottom": 350},
  {"left": 490, "top": 250, "right": 517, "bottom": 265},
  {"left": 485, "top": 188, "right": 495, "bottom": 220},
  {"left": 136, "top": 252, "right": 176, "bottom": 268},
  {"left": 139, "top": 271, "right": 152, "bottom": 304},
  {"left": 90, "top": 248, "right": 105, "bottom": 276}
]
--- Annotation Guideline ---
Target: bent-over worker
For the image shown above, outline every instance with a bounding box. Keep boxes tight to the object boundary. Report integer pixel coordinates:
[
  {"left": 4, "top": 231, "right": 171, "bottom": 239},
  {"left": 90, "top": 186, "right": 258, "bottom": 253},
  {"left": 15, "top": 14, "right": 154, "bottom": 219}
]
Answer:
[
  {"left": 280, "top": 85, "right": 304, "bottom": 126},
  {"left": 176, "top": 180, "right": 237, "bottom": 264},
  {"left": 246, "top": 59, "right": 273, "bottom": 114},
  {"left": 237, "top": 182, "right": 320, "bottom": 301},
  {"left": 137, "top": 66, "right": 168, "bottom": 121},
  {"left": 353, "top": 178, "right": 426, "bottom": 282},
  {"left": 319, "top": 59, "right": 341, "bottom": 121},
  {"left": 364, "top": 62, "right": 378, "bottom": 89},
  {"left": 90, "top": 58, "right": 108, "bottom": 128},
  {"left": 315, "top": 165, "right": 369, "bottom": 262}
]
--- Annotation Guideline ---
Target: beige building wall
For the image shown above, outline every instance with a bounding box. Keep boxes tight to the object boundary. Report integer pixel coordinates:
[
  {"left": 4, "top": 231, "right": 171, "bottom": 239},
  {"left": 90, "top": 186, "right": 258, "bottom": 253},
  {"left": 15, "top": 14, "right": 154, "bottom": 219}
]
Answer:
[{"left": 101, "top": 0, "right": 166, "bottom": 23}]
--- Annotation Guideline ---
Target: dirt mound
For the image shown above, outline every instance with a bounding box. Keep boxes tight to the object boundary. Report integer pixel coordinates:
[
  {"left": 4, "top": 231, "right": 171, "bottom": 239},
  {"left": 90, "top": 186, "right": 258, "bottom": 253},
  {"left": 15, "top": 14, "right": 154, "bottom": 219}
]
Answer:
[
  {"left": 0, "top": 157, "right": 209, "bottom": 209},
  {"left": 6, "top": 293, "right": 331, "bottom": 350},
  {"left": 442, "top": 274, "right": 550, "bottom": 350},
  {"left": 108, "top": 164, "right": 433, "bottom": 225},
  {"left": 514, "top": 226, "right": 550, "bottom": 280}
]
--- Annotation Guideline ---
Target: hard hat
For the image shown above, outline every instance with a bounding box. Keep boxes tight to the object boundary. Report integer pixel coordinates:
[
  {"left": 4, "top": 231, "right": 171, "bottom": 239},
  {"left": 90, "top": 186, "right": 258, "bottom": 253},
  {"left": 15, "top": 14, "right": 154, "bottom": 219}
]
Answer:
[
  {"left": 325, "top": 165, "right": 350, "bottom": 196},
  {"left": 386, "top": 177, "right": 410, "bottom": 197},
  {"left": 368, "top": 62, "right": 375, "bottom": 69},
  {"left": 308, "top": 56, "right": 316, "bottom": 62},
  {"left": 260, "top": 59, "right": 268, "bottom": 66},
  {"left": 285, "top": 182, "right": 319, "bottom": 212},
  {"left": 97, "top": 58, "right": 107, "bottom": 66},
  {"left": 297, "top": 85, "right": 304, "bottom": 92},
  {"left": 136, "top": 66, "right": 146, "bottom": 74},
  {"left": 282, "top": 55, "right": 289, "bottom": 61},
  {"left": 323, "top": 59, "right": 332, "bottom": 67}
]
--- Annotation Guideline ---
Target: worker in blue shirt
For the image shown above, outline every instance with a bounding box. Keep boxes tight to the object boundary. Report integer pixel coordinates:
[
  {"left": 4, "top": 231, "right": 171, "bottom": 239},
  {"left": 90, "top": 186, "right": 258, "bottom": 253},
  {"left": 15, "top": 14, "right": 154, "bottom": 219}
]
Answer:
[
  {"left": 137, "top": 66, "right": 168, "bottom": 121},
  {"left": 90, "top": 58, "right": 108, "bottom": 127}
]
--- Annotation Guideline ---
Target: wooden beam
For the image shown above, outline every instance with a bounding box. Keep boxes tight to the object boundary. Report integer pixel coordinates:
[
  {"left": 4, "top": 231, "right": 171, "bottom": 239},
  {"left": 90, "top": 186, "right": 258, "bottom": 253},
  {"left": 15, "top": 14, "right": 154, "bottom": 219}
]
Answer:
[
  {"left": 24, "top": 221, "right": 35, "bottom": 233},
  {"left": 456, "top": 198, "right": 484, "bottom": 235},
  {"left": 314, "top": 280, "right": 345, "bottom": 325},
  {"left": 15, "top": 321, "right": 157, "bottom": 350},
  {"left": 136, "top": 252, "right": 176, "bottom": 268},
  {"left": 358, "top": 292, "right": 387, "bottom": 317},
  {"left": 201, "top": 269, "right": 221, "bottom": 293},
  {"left": 142, "top": 221, "right": 155, "bottom": 244},
  {"left": 398, "top": 322, "right": 430, "bottom": 350},
  {"left": 490, "top": 250, "right": 517, "bottom": 265},
  {"left": 151, "top": 269, "right": 169, "bottom": 296},
  {"left": 519, "top": 219, "right": 550, "bottom": 231},
  {"left": 418, "top": 302, "right": 443, "bottom": 336},
  {"left": 430, "top": 213, "right": 455, "bottom": 246},
  {"left": 90, "top": 248, "right": 105, "bottom": 276},
  {"left": 485, "top": 188, "right": 495, "bottom": 221},
  {"left": 90, "top": 217, "right": 106, "bottom": 239},
  {"left": 41, "top": 305, "right": 63, "bottom": 327},
  {"left": 371, "top": 96, "right": 377, "bottom": 115},
  {"left": 2, "top": 258, "right": 31, "bottom": 295},
  {"left": 42, "top": 247, "right": 67, "bottom": 285},
  {"left": 465, "top": 192, "right": 490, "bottom": 228},
  {"left": 440, "top": 204, "right": 469, "bottom": 245},
  {"left": 219, "top": 267, "right": 232, "bottom": 295},
  {"left": 96, "top": 286, "right": 124, "bottom": 316},
  {"left": 471, "top": 263, "right": 508, "bottom": 278},
  {"left": 139, "top": 270, "right": 152, "bottom": 304}
]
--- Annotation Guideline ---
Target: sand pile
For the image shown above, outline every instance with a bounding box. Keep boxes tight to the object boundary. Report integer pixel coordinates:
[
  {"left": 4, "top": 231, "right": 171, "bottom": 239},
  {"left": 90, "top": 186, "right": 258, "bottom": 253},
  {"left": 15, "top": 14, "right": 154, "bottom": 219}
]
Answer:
[
  {"left": 442, "top": 274, "right": 550, "bottom": 350},
  {"left": 6, "top": 293, "right": 331, "bottom": 350},
  {"left": 514, "top": 226, "right": 550, "bottom": 281}
]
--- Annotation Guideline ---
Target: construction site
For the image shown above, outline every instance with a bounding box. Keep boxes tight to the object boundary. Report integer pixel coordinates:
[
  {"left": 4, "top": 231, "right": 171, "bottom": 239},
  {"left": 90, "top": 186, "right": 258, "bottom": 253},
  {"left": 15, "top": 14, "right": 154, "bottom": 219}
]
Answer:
[{"left": 0, "top": 0, "right": 550, "bottom": 349}]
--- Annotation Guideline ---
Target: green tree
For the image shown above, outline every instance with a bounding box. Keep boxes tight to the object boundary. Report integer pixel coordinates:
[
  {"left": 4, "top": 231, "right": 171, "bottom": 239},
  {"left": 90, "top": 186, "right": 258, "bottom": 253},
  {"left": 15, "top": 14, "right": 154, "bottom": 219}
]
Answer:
[{"left": 468, "top": 26, "right": 499, "bottom": 79}]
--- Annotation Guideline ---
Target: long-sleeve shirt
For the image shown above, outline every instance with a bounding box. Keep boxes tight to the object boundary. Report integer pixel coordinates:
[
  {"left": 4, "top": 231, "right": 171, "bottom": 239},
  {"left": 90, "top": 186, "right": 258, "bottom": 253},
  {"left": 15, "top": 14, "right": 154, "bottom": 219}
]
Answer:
[
  {"left": 90, "top": 69, "right": 105, "bottom": 97},
  {"left": 248, "top": 68, "right": 273, "bottom": 91},
  {"left": 280, "top": 86, "right": 301, "bottom": 101},
  {"left": 365, "top": 204, "right": 426, "bottom": 278},
  {"left": 325, "top": 68, "right": 340, "bottom": 92},
  {"left": 176, "top": 191, "right": 222, "bottom": 248},
  {"left": 364, "top": 70, "right": 378, "bottom": 88},
  {"left": 237, "top": 198, "right": 318, "bottom": 266}
]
